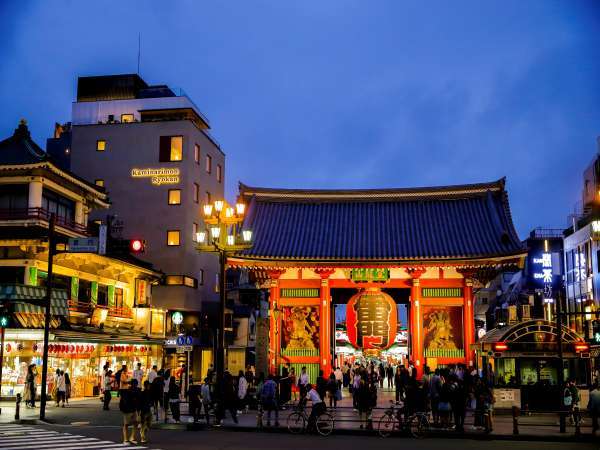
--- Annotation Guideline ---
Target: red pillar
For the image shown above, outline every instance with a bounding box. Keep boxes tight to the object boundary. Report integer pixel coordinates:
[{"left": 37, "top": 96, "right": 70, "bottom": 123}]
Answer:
[
  {"left": 316, "top": 269, "right": 335, "bottom": 377},
  {"left": 463, "top": 277, "right": 475, "bottom": 367},
  {"left": 267, "top": 270, "right": 284, "bottom": 376},
  {"left": 406, "top": 268, "right": 426, "bottom": 377}
]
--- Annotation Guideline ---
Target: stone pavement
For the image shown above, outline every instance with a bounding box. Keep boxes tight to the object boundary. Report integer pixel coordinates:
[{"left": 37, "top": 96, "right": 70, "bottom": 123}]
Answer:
[{"left": 0, "top": 388, "right": 595, "bottom": 442}]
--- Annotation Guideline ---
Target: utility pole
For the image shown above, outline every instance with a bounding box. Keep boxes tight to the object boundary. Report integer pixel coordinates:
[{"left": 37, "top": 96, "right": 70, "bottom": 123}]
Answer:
[
  {"left": 556, "top": 287, "right": 566, "bottom": 432},
  {"left": 39, "top": 214, "right": 56, "bottom": 420}
]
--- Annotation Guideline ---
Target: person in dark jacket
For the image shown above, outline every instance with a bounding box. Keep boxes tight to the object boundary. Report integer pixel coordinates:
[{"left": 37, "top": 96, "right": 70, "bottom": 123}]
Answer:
[
  {"left": 150, "top": 370, "right": 164, "bottom": 419},
  {"left": 138, "top": 380, "right": 153, "bottom": 444},
  {"left": 119, "top": 380, "right": 140, "bottom": 445},
  {"left": 316, "top": 370, "right": 327, "bottom": 402},
  {"left": 188, "top": 379, "right": 203, "bottom": 423},
  {"left": 326, "top": 373, "right": 338, "bottom": 408},
  {"left": 216, "top": 371, "right": 239, "bottom": 425},
  {"left": 448, "top": 375, "right": 466, "bottom": 432},
  {"left": 168, "top": 376, "right": 181, "bottom": 422}
]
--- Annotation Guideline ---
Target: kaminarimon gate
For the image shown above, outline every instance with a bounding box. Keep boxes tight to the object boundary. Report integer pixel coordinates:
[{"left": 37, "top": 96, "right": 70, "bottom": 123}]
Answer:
[{"left": 229, "top": 179, "right": 527, "bottom": 379}]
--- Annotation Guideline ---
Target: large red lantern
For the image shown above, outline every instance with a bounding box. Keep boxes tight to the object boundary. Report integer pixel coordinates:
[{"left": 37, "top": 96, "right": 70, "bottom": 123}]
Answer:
[{"left": 346, "top": 288, "right": 397, "bottom": 350}]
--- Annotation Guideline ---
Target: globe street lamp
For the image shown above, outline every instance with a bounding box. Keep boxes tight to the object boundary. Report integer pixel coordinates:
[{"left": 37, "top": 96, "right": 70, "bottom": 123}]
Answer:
[{"left": 196, "top": 199, "right": 252, "bottom": 382}]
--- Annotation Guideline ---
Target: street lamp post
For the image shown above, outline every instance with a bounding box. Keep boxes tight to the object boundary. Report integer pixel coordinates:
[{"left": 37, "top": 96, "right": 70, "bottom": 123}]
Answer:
[{"left": 196, "top": 200, "right": 252, "bottom": 383}]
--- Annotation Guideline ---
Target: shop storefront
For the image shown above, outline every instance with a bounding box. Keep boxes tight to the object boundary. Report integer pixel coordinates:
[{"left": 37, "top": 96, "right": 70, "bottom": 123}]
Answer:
[
  {"left": 0, "top": 329, "right": 163, "bottom": 398},
  {"left": 475, "top": 319, "right": 591, "bottom": 410}
]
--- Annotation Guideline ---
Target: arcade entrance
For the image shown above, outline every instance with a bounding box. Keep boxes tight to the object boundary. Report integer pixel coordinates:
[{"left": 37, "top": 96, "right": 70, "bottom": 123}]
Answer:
[{"left": 333, "top": 288, "right": 410, "bottom": 368}]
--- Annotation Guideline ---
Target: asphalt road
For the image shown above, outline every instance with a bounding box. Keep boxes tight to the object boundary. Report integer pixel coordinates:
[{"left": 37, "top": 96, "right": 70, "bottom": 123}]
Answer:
[{"left": 31, "top": 423, "right": 598, "bottom": 450}]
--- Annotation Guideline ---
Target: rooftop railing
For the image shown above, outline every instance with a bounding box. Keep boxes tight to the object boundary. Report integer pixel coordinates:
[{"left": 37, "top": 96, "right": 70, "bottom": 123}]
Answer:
[{"left": 0, "top": 207, "right": 89, "bottom": 235}]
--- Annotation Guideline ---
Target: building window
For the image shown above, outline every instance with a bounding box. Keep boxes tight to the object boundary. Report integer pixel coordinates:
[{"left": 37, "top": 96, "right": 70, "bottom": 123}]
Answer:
[
  {"left": 193, "top": 222, "right": 198, "bottom": 241},
  {"left": 95, "top": 179, "right": 104, "bottom": 187},
  {"left": 205, "top": 191, "right": 211, "bottom": 206},
  {"left": 96, "top": 140, "right": 106, "bottom": 151},
  {"left": 159, "top": 136, "right": 183, "bottom": 162},
  {"left": 217, "top": 164, "right": 222, "bottom": 183},
  {"left": 205, "top": 154, "right": 212, "bottom": 173},
  {"left": 199, "top": 269, "right": 204, "bottom": 286},
  {"left": 165, "top": 275, "right": 197, "bottom": 288},
  {"left": 193, "top": 183, "right": 199, "bottom": 203},
  {"left": 168, "top": 189, "right": 181, "bottom": 205},
  {"left": 114, "top": 287, "right": 124, "bottom": 308},
  {"left": 167, "top": 230, "right": 180, "bottom": 246},
  {"left": 194, "top": 144, "right": 200, "bottom": 164},
  {"left": 121, "top": 114, "right": 134, "bottom": 123}
]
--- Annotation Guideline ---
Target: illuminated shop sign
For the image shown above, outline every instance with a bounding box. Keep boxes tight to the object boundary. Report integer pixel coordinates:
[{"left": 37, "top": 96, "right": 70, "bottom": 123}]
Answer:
[
  {"left": 131, "top": 168, "right": 180, "bottom": 186},
  {"left": 532, "top": 252, "right": 553, "bottom": 283}
]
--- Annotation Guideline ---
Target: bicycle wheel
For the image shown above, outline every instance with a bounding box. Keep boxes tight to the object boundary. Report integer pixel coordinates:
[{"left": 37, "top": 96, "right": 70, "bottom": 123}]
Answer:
[
  {"left": 378, "top": 414, "right": 398, "bottom": 438},
  {"left": 287, "top": 412, "right": 306, "bottom": 434},
  {"left": 409, "top": 414, "right": 429, "bottom": 439},
  {"left": 316, "top": 412, "right": 334, "bottom": 436}
]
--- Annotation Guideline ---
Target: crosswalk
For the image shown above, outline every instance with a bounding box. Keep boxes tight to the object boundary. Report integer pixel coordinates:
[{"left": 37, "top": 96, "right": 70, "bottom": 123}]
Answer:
[{"left": 0, "top": 423, "right": 158, "bottom": 450}]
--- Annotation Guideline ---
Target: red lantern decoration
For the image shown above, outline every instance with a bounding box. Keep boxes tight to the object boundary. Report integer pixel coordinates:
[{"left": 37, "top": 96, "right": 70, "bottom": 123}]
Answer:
[
  {"left": 346, "top": 288, "right": 397, "bottom": 350},
  {"left": 6, "top": 343, "right": 11, "bottom": 352}
]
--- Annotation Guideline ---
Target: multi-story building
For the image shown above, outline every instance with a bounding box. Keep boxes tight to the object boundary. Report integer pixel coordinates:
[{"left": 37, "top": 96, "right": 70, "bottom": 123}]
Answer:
[
  {"left": 0, "top": 120, "right": 165, "bottom": 398},
  {"left": 49, "top": 74, "right": 225, "bottom": 376}
]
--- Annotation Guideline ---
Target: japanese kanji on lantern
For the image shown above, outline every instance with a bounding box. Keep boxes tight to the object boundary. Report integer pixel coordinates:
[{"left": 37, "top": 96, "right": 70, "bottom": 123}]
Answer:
[{"left": 346, "top": 288, "right": 397, "bottom": 350}]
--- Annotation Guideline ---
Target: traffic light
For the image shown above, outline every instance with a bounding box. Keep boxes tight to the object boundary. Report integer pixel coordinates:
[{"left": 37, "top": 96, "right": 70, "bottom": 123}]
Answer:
[
  {"left": 129, "top": 239, "right": 146, "bottom": 254},
  {"left": 593, "top": 321, "right": 600, "bottom": 344},
  {"left": 0, "top": 307, "right": 9, "bottom": 328}
]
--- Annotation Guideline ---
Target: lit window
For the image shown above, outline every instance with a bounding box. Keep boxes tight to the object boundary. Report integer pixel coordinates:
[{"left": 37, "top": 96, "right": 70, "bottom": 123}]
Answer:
[
  {"left": 205, "top": 191, "right": 211, "bottom": 205},
  {"left": 199, "top": 269, "right": 204, "bottom": 286},
  {"left": 160, "top": 136, "right": 183, "bottom": 162},
  {"left": 205, "top": 154, "right": 212, "bottom": 173},
  {"left": 165, "top": 275, "right": 197, "bottom": 288},
  {"left": 194, "top": 144, "right": 200, "bottom": 164},
  {"left": 216, "top": 164, "right": 222, "bottom": 183},
  {"left": 167, "top": 230, "right": 180, "bottom": 246},
  {"left": 193, "top": 183, "right": 199, "bottom": 203},
  {"left": 96, "top": 140, "right": 106, "bottom": 151},
  {"left": 170, "top": 136, "right": 183, "bottom": 161},
  {"left": 184, "top": 276, "right": 196, "bottom": 288},
  {"left": 95, "top": 179, "right": 104, "bottom": 187},
  {"left": 121, "top": 114, "right": 134, "bottom": 123},
  {"left": 193, "top": 222, "right": 198, "bottom": 241},
  {"left": 168, "top": 189, "right": 181, "bottom": 205}
]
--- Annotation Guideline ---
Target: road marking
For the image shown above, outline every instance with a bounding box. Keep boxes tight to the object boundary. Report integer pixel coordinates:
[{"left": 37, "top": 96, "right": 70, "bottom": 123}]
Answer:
[{"left": 0, "top": 425, "right": 156, "bottom": 450}]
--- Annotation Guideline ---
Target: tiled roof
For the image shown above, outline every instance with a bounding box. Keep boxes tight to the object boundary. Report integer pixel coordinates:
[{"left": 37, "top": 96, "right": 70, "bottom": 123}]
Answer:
[
  {"left": 237, "top": 179, "right": 525, "bottom": 262},
  {"left": 0, "top": 120, "right": 48, "bottom": 164}
]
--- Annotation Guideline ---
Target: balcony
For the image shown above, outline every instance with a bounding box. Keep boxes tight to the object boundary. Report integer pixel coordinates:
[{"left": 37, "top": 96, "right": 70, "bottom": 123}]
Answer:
[
  {"left": 67, "top": 300, "right": 133, "bottom": 319},
  {"left": 0, "top": 207, "right": 89, "bottom": 236}
]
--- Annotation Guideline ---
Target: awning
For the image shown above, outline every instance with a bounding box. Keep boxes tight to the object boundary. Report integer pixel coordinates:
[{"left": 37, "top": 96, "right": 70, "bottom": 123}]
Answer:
[
  {"left": 0, "top": 284, "right": 69, "bottom": 316},
  {"left": 52, "top": 327, "right": 164, "bottom": 345}
]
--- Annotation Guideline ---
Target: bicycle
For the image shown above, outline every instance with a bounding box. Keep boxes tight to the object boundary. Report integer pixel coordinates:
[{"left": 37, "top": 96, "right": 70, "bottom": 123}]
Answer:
[
  {"left": 378, "top": 400, "right": 430, "bottom": 438},
  {"left": 287, "top": 400, "right": 335, "bottom": 436}
]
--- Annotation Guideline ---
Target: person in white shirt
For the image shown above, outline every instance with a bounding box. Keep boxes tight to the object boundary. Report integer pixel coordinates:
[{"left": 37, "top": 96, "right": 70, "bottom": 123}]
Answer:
[
  {"left": 133, "top": 363, "right": 144, "bottom": 386},
  {"left": 334, "top": 367, "right": 343, "bottom": 388},
  {"left": 200, "top": 378, "right": 212, "bottom": 425},
  {"left": 55, "top": 370, "right": 67, "bottom": 407},
  {"left": 237, "top": 371, "right": 248, "bottom": 413},
  {"left": 298, "top": 366, "right": 309, "bottom": 397},
  {"left": 305, "top": 384, "right": 325, "bottom": 429},
  {"left": 147, "top": 365, "right": 158, "bottom": 384}
]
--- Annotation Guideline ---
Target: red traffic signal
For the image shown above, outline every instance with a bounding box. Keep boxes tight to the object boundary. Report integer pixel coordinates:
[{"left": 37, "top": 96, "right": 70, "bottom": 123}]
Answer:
[
  {"left": 494, "top": 342, "right": 508, "bottom": 352},
  {"left": 129, "top": 239, "right": 146, "bottom": 253}
]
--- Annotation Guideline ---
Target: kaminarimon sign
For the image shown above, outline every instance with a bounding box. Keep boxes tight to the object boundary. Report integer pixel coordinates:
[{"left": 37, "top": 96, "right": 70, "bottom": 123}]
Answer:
[{"left": 131, "top": 168, "right": 180, "bottom": 185}]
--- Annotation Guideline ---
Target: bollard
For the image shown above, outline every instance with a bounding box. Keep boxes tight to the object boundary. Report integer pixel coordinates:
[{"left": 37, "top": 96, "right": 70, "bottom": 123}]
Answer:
[
  {"left": 15, "top": 393, "right": 21, "bottom": 420},
  {"left": 512, "top": 406, "right": 520, "bottom": 435},
  {"left": 559, "top": 411, "right": 566, "bottom": 433},
  {"left": 256, "top": 405, "right": 263, "bottom": 430},
  {"left": 574, "top": 407, "right": 581, "bottom": 437}
]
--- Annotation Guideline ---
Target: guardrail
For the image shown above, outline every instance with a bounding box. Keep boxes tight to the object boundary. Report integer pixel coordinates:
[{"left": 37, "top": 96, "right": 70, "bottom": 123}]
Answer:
[
  {"left": 512, "top": 406, "right": 585, "bottom": 436},
  {"left": 0, "top": 207, "right": 89, "bottom": 235}
]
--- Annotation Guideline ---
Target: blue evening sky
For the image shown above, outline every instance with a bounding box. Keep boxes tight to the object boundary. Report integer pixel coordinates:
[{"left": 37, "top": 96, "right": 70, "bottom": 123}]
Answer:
[{"left": 1, "top": 1, "right": 599, "bottom": 238}]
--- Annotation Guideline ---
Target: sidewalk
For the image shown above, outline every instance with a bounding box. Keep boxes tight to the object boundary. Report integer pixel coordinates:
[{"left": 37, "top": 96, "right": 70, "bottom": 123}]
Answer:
[{"left": 0, "top": 395, "right": 596, "bottom": 442}]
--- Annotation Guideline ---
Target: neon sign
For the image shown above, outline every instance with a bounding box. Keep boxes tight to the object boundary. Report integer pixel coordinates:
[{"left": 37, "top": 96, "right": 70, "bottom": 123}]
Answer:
[
  {"left": 131, "top": 168, "right": 180, "bottom": 186},
  {"left": 532, "top": 252, "right": 553, "bottom": 282}
]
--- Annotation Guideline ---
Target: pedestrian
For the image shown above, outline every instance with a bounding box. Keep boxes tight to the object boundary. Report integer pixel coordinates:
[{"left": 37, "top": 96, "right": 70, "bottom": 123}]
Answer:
[
  {"left": 138, "top": 380, "right": 153, "bottom": 444},
  {"left": 64, "top": 371, "right": 71, "bottom": 405},
  {"left": 568, "top": 379, "right": 581, "bottom": 425},
  {"left": 147, "top": 365, "right": 158, "bottom": 384},
  {"left": 24, "top": 364, "right": 36, "bottom": 408},
  {"left": 356, "top": 377, "right": 371, "bottom": 429},
  {"left": 119, "top": 379, "right": 140, "bottom": 445},
  {"left": 342, "top": 364, "right": 350, "bottom": 388},
  {"left": 289, "top": 367, "right": 299, "bottom": 403},
  {"left": 429, "top": 368, "right": 442, "bottom": 425},
  {"left": 55, "top": 370, "right": 66, "bottom": 407},
  {"left": 168, "top": 376, "right": 181, "bottom": 423},
  {"left": 201, "top": 377, "right": 212, "bottom": 425},
  {"left": 378, "top": 363, "right": 385, "bottom": 389},
  {"left": 298, "top": 367, "right": 309, "bottom": 398},
  {"left": 103, "top": 369, "right": 113, "bottom": 410},
  {"left": 261, "top": 374, "right": 279, "bottom": 427},
  {"left": 117, "top": 364, "right": 129, "bottom": 397},
  {"left": 386, "top": 364, "right": 394, "bottom": 389},
  {"left": 245, "top": 365, "right": 255, "bottom": 386},
  {"left": 150, "top": 369, "right": 164, "bottom": 419},
  {"left": 394, "top": 366, "right": 403, "bottom": 404},
  {"left": 316, "top": 370, "right": 327, "bottom": 402},
  {"left": 238, "top": 370, "right": 248, "bottom": 413},
  {"left": 448, "top": 375, "right": 466, "bottom": 433},
  {"left": 163, "top": 369, "right": 171, "bottom": 419},
  {"left": 133, "top": 362, "right": 144, "bottom": 387},
  {"left": 188, "top": 379, "right": 203, "bottom": 423},
  {"left": 588, "top": 383, "right": 600, "bottom": 435},
  {"left": 438, "top": 375, "right": 452, "bottom": 428},
  {"left": 352, "top": 369, "right": 362, "bottom": 410},
  {"left": 279, "top": 365, "right": 291, "bottom": 407},
  {"left": 326, "top": 373, "right": 338, "bottom": 408},
  {"left": 221, "top": 371, "right": 239, "bottom": 424}
]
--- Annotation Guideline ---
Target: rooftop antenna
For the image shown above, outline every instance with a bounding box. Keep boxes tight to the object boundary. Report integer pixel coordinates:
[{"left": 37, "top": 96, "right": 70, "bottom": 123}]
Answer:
[{"left": 137, "top": 32, "right": 141, "bottom": 75}]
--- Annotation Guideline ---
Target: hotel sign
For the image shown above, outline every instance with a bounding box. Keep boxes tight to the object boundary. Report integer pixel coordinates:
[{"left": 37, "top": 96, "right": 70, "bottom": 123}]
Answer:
[{"left": 131, "top": 168, "right": 180, "bottom": 186}]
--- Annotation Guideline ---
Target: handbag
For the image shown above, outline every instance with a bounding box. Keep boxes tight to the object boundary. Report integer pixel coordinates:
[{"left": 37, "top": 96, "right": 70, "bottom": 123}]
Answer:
[{"left": 438, "top": 401, "right": 451, "bottom": 412}]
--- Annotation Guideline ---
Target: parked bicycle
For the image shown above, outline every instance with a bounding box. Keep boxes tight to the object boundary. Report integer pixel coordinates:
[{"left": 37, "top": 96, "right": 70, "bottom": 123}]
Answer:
[
  {"left": 378, "top": 400, "right": 430, "bottom": 438},
  {"left": 287, "top": 399, "right": 335, "bottom": 436}
]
